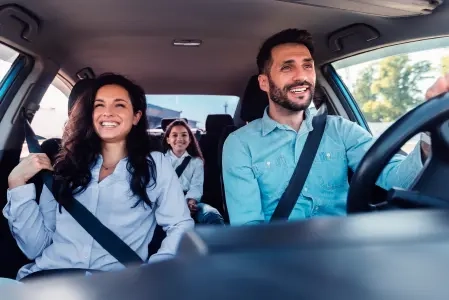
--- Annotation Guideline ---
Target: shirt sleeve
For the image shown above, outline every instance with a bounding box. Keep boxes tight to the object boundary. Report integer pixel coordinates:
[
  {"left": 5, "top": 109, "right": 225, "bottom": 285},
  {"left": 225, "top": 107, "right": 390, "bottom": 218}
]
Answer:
[
  {"left": 184, "top": 158, "right": 204, "bottom": 202},
  {"left": 222, "top": 132, "right": 264, "bottom": 226},
  {"left": 2, "top": 183, "right": 56, "bottom": 259},
  {"left": 148, "top": 153, "right": 195, "bottom": 264},
  {"left": 340, "top": 118, "right": 423, "bottom": 190}
]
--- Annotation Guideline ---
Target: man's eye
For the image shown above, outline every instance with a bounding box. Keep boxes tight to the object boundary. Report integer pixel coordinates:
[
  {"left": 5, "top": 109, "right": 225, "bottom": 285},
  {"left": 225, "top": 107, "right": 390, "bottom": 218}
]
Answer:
[{"left": 281, "top": 66, "right": 291, "bottom": 71}]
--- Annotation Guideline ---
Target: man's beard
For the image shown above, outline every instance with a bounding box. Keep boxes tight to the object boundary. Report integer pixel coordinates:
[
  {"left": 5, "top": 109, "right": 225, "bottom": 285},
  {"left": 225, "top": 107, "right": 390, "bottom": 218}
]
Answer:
[{"left": 268, "top": 76, "right": 314, "bottom": 112}]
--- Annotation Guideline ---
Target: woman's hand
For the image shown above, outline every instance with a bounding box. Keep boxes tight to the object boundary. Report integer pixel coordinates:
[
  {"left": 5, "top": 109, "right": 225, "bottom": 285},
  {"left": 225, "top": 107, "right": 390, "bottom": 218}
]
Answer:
[{"left": 8, "top": 153, "right": 53, "bottom": 189}]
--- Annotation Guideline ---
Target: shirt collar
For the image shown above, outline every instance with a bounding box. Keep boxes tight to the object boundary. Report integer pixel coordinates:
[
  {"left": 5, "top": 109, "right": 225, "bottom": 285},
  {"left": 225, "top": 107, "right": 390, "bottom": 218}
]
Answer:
[
  {"left": 168, "top": 150, "right": 190, "bottom": 160},
  {"left": 261, "top": 106, "right": 314, "bottom": 136}
]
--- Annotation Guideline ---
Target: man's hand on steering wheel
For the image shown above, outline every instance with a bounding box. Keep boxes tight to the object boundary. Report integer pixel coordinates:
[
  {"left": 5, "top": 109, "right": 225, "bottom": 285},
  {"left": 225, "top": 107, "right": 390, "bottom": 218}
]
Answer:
[
  {"left": 425, "top": 73, "right": 449, "bottom": 100},
  {"left": 421, "top": 73, "right": 449, "bottom": 159},
  {"left": 347, "top": 72, "right": 449, "bottom": 213}
]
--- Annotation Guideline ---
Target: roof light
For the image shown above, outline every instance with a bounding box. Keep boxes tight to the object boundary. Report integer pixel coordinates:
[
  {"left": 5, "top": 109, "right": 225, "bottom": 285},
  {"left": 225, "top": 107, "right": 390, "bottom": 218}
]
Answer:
[{"left": 172, "top": 39, "right": 202, "bottom": 47}]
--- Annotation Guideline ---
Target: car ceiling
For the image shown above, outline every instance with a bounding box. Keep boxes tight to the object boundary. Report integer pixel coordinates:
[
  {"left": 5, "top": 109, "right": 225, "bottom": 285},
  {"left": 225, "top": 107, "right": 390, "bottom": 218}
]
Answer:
[{"left": 0, "top": 0, "right": 448, "bottom": 96}]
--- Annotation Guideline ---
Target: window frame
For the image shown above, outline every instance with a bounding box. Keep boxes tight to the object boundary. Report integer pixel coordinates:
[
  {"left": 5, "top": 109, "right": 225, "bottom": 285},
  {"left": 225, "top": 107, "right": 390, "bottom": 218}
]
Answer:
[
  {"left": 322, "top": 36, "right": 449, "bottom": 133},
  {"left": 0, "top": 43, "right": 34, "bottom": 122}
]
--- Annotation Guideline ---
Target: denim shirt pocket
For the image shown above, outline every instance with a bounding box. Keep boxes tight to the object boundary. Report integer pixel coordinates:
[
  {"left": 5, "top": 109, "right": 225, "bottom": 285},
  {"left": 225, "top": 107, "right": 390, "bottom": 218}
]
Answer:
[
  {"left": 313, "top": 150, "right": 348, "bottom": 191},
  {"left": 252, "top": 155, "right": 290, "bottom": 197}
]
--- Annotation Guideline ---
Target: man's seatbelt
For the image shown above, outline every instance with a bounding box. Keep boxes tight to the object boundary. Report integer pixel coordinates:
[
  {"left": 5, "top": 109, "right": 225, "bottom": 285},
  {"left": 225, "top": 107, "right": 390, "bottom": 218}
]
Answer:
[
  {"left": 270, "top": 111, "right": 328, "bottom": 222},
  {"left": 23, "top": 117, "right": 144, "bottom": 266},
  {"left": 175, "top": 156, "right": 192, "bottom": 177}
]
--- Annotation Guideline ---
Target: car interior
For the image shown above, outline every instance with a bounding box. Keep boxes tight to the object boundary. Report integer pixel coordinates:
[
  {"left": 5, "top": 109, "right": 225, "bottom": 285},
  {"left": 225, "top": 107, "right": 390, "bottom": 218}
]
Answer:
[{"left": 1, "top": 0, "right": 449, "bottom": 299}]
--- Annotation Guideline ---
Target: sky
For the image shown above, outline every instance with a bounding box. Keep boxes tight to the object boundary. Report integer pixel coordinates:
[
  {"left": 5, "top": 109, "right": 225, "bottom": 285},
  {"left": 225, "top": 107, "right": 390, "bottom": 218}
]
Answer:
[{"left": 146, "top": 94, "right": 239, "bottom": 129}]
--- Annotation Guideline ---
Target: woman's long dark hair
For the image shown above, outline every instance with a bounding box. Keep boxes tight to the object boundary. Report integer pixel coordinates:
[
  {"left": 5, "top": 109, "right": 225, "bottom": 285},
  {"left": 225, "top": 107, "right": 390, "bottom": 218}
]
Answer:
[
  {"left": 54, "top": 73, "right": 159, "bottom": 208},
  {"left": 162, "top": 120, "right": 204, "bottom": 161}
]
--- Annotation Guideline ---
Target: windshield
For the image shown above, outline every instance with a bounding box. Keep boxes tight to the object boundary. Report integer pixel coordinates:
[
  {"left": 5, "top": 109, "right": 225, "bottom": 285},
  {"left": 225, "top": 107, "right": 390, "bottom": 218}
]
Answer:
[{"left": 146, "top": 95, "right": 239, "bottom": 130}]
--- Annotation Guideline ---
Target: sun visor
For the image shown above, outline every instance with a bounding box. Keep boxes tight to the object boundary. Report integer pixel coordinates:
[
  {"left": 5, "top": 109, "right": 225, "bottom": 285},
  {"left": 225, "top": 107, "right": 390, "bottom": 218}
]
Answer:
[{"left": 277, "top": 0, "right": 444, "bottom": 17}]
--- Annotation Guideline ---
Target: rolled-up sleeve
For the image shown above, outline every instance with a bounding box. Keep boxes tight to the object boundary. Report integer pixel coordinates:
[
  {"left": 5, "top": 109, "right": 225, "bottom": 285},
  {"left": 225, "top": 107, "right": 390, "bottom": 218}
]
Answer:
[
  {"left": 148, "top": 153, "right": 194, "bottom": 263},
  {"left": 3, "top": 183, "right": 56, "bottom": 259},
  {"left": 341, "top": 118, "right": 423, "bottom": 190}
]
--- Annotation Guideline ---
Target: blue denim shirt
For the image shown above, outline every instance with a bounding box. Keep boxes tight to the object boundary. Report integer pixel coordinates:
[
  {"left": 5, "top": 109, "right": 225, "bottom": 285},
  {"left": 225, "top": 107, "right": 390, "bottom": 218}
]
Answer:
[{"left": 222, "top": 108, "right": 423, "bottom": 225}]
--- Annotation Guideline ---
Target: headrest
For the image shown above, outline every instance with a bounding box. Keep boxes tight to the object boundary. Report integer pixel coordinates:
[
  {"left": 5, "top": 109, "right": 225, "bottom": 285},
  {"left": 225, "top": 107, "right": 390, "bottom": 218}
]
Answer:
[
  {"left": 205, "top": 114, "right": 234, "bottom": 134},
  {"left": 240, "top": 75, "right": 269, "bottom": 123},
  {"left": 68, "top": 78, "right": 95, "bottom": 113},
  {"left": 161, "top": 118, "right": 188, "bottom": 131},
  {"left": 313, "top": 84, "right": 327, "bottom": 109}
]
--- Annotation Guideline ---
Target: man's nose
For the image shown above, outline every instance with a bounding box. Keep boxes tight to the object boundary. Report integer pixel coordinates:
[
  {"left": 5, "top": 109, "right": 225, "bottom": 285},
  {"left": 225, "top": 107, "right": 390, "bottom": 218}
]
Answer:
[{"left": 292, "top": 68, "right": 308, "bottom": 83}]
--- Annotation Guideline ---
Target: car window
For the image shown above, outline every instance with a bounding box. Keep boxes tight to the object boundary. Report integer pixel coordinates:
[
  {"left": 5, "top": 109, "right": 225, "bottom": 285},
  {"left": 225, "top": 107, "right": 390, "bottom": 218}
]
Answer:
[
  {"left": 0, "top": 43, "right": 20, "bottom": 81},
  {"left": 0, "top": 42, "right": 20, "bottom": 103},
  {"left": 21, "top": 76, "right": 69, "bottom": 158},
  {"left": 146, "top": 95, "right": 239, "bottom": 131},
  {"left": 332, "top": 37, "right": 449, "bottom": 153}
]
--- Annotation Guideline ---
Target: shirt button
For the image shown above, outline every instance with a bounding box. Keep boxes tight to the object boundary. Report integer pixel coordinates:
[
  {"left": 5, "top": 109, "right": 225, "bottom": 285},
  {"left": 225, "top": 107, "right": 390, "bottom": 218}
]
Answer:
[
  {"left": 326, "top": 153, "right": 331, "bottom": 158},
  {"left": 304, "top": 187, "right": 308, "bottom": 192}
]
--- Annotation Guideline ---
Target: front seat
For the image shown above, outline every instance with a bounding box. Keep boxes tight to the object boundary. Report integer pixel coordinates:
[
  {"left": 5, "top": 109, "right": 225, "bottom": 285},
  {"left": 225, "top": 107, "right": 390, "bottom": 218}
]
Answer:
[
  {"left": 199, "top": 114, "right": 234, "bottom": 216},
  {"left": 0, "top": 79, "right": 93, "bottom": 279},
  {"left": 217, "top": 75, "right": 266, "bottom": 221}
]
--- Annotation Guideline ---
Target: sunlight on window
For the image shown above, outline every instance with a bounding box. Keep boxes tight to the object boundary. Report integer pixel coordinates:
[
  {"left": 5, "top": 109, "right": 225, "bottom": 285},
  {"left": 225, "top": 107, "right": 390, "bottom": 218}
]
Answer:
[
  {"left": 146, "top": 95, "right": 239, "bottom": 130},
  {"left": 333, "top": 44, "right": 449, "bottom": 153}
]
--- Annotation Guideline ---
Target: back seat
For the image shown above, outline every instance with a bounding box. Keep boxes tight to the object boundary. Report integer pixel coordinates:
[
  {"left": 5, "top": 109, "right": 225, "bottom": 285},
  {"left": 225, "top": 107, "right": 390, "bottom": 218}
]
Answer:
[{"left": 199, "top": 114, "right": 234, "bottom": 216}]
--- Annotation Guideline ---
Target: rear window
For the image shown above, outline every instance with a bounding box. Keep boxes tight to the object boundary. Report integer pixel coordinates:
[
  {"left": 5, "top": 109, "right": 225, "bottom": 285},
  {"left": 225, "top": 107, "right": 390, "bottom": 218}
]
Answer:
[{"left": 145, "top": 95, "right": 239, "bottom": 130}]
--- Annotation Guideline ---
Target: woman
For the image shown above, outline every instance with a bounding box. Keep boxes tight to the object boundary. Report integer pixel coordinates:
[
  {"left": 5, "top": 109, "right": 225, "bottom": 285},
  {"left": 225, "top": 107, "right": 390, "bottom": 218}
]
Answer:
[
  {"left": 3, "top": 74, "right": 194, "bottom": 281},
  {"left": 163, "top": 119, "right": 224, "bottom": 225}
]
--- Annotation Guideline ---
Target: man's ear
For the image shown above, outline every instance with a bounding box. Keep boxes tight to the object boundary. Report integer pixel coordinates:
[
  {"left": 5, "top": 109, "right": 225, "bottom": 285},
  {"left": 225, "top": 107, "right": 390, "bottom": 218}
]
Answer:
[{"left": 258, "top": 74, "right": 269, "bottom": 93}]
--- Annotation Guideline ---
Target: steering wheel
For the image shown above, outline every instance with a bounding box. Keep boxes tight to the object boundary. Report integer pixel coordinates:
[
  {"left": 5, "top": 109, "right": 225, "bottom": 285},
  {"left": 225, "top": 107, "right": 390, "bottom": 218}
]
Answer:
[{"left": 347, "top": 92, "right": 449, "bottom": 213}]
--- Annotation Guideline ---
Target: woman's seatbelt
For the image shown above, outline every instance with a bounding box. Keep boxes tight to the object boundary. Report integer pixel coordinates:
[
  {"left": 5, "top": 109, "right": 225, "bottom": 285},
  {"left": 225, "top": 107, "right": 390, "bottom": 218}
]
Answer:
[
  {"left": 270, "top": 110, "right": 328, "bottom": 222},
  {"left": 23, "top": 116, "right": 144, "bottom": 266}
]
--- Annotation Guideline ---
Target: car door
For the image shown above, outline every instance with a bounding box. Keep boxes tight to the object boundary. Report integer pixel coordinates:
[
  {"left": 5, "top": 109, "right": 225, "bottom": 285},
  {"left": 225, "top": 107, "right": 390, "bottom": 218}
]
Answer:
[{"left": 0, "top": 7, "right": 62, "bottom": 278}]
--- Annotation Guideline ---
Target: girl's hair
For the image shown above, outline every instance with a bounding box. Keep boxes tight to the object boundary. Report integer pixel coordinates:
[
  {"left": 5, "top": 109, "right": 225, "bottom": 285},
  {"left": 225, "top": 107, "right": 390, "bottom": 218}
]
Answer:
[
  {"left": 54, "top": 73, "right": 159, "bottom": 208},
  {"left": 162, "top": 119, "right": 204, "bottom": 161}
]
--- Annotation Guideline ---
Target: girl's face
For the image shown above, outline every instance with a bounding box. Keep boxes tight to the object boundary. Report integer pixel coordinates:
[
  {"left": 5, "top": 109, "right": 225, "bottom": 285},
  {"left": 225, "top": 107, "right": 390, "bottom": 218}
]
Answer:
[{"left": 167, "top": 125, "right": 191, "bottom": 154}]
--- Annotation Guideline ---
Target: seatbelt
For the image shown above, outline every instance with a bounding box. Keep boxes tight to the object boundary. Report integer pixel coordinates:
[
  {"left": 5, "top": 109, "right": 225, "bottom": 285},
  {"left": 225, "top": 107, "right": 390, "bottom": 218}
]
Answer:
[
  {"left": 270, "top": 111, "right": 328, "bottom": 222},
  {"left": 175, "top": 156, "right": 192, "bottom": 177},
  {"left": 23, "top": 116, "right": 144, "bottom": 266}
]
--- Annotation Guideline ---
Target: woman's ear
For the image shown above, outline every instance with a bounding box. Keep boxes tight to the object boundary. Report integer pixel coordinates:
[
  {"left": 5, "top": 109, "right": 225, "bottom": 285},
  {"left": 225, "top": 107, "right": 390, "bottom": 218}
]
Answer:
[{"left": 133, "top": 110, "right": 142, "bottom": 125}]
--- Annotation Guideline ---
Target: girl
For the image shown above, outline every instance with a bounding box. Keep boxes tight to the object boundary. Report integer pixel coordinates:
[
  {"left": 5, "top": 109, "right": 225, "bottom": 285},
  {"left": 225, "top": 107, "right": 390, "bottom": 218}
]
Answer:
[
  {"left": 163, "top": 119, "right": 224, "bottom": 225},
  {"left": 4, "top": 74, "right": 194, "bottom": 281}
]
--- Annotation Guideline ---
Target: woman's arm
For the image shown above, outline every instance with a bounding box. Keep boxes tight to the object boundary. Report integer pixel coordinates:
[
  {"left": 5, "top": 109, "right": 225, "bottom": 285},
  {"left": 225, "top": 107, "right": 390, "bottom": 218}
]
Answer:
[{"left": 2, "top": 183, "right": 56, "bottom": 259}]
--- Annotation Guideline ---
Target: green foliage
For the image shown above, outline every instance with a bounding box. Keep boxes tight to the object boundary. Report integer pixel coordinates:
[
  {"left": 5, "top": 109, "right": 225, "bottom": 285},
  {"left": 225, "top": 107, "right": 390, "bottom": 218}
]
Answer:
[{"left": 352, "top": 54, "right": 431, "bottom": 122}]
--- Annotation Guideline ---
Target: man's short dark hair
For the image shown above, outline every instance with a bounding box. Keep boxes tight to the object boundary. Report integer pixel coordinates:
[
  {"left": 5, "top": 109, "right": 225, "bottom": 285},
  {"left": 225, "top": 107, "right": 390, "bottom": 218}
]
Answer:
[{"left": 256, "top": 29, "right": 314, "bottom": 74}]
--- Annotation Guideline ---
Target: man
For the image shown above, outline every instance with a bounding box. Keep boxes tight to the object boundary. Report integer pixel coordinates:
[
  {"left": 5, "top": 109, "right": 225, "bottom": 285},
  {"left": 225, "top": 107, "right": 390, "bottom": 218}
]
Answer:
[{"left": 222, "top": 28, "right": 447, "bottom": 225}]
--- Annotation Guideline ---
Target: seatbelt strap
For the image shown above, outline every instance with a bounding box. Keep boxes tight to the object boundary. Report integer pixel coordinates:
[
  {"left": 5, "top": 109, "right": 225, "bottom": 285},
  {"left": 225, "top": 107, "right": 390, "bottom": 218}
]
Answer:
[
  {"left": 175, "top": 156, "right": 192, "bottom": 177},
  {"left": 23, "top": 116, "right": 144, "bottom": 266},
  {"left": 270, "top": 111, "right": 328, "bottom": 222}
]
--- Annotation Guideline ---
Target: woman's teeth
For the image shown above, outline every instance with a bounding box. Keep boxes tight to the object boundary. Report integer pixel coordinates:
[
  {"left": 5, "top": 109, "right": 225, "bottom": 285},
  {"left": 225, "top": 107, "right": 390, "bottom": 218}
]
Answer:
[{"left": 101, "top": 121, "right": 118, "bottom": 128}]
